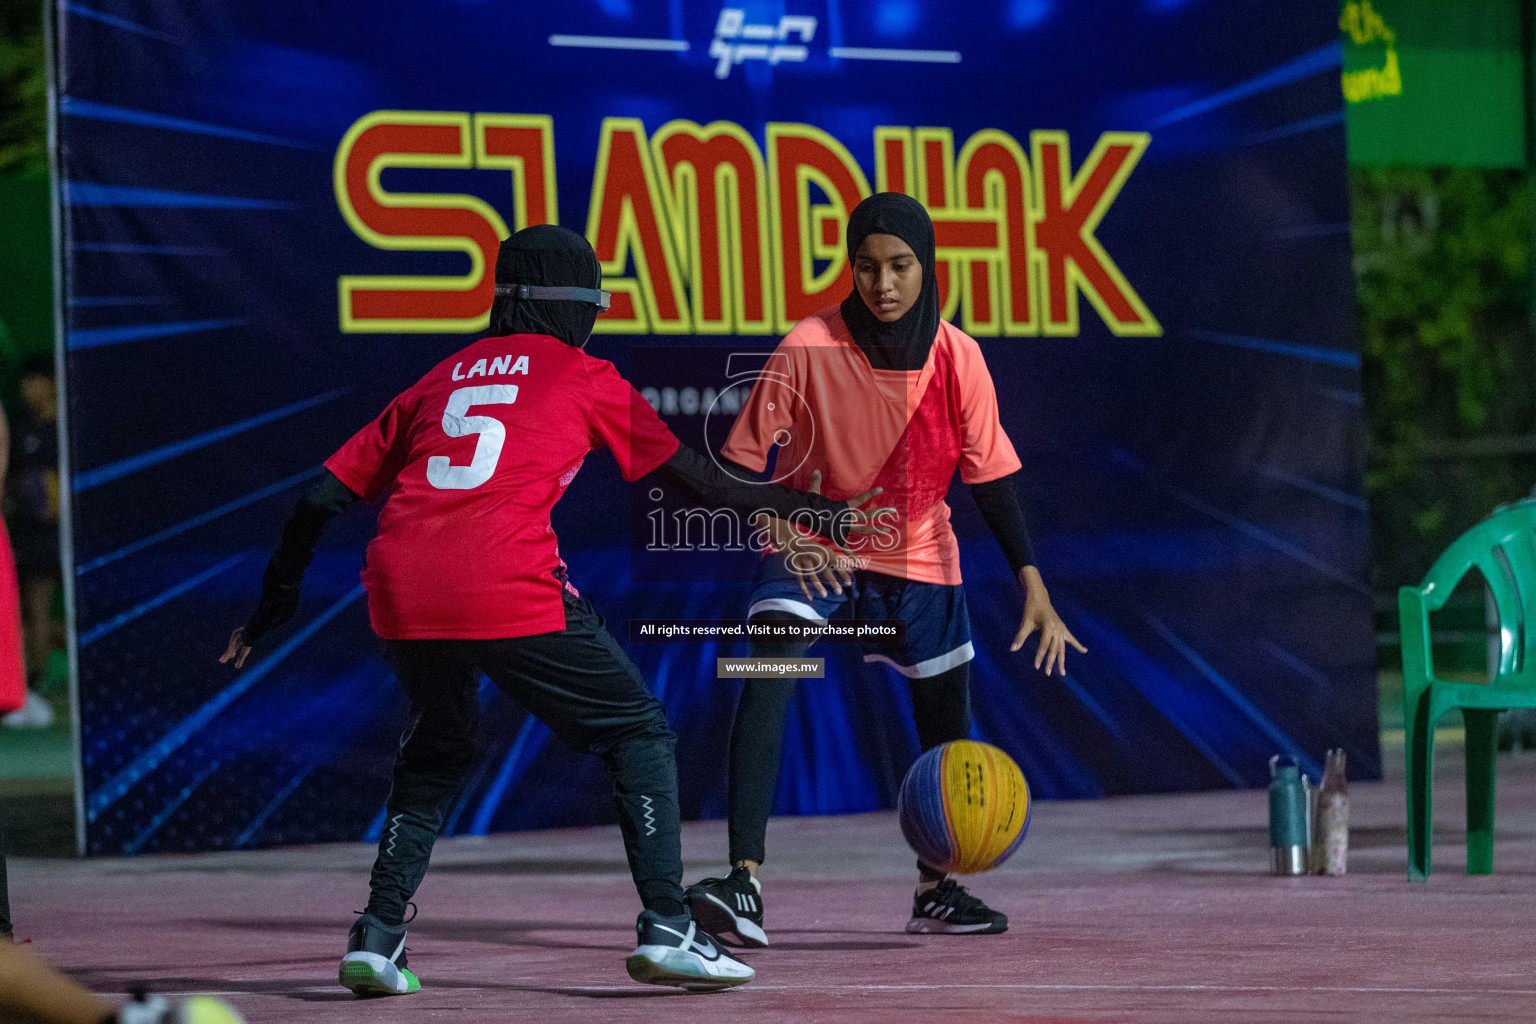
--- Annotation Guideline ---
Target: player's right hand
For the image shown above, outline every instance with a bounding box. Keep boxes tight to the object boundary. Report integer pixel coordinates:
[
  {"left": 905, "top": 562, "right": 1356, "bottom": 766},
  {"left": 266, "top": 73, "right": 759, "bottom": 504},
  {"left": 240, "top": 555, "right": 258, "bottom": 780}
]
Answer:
[
  {"left": 840, "top": 481, "right": 896, "bottom": 538},
  {"left": 804, "top": 468, "right": 894, "bottom": 541},
  {"left": 219, "top": 627, "right": 253, "bottom": 670}
]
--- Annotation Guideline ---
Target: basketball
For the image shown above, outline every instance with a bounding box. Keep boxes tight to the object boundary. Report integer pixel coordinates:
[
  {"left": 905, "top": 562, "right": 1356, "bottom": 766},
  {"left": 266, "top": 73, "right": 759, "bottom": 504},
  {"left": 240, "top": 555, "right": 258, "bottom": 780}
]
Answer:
[
  {"left": 898, "top": 740, "right": 1031, "bottom": 874},
  {"left": 175, "top": 997, "right": 245, "bottom": 1024}
]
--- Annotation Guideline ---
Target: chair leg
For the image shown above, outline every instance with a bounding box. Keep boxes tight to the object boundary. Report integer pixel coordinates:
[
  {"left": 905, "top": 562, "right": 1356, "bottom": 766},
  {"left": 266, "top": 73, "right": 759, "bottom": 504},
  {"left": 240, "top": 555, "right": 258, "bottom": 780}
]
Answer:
[
  {"left": 1406, "top": 688, "right": 1436, "bottom": 882},
  {"left": 1464, "top": 708, "right": 1499, "bottom": 875}
]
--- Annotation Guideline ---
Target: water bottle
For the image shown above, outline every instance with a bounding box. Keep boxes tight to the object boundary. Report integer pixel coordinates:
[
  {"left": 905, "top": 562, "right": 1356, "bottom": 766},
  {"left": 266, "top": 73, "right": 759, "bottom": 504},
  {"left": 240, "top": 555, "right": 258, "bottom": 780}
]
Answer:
[
  {"left": 1311, "top": 749, "right": 1348, "bottom": 875},
  {"left": 1269, "top": 756, "right": 1310, "bottom": 875}
]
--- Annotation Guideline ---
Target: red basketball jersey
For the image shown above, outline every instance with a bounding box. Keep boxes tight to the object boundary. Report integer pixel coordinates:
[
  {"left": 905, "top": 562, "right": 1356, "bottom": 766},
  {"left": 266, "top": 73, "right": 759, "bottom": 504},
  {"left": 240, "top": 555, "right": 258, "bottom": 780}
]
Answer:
[
  {"left": 0, "top": 519, "right": 26, "bottom": 714},
  {"left": 325, "top": 334, "right": 679, "bottom": 639}
]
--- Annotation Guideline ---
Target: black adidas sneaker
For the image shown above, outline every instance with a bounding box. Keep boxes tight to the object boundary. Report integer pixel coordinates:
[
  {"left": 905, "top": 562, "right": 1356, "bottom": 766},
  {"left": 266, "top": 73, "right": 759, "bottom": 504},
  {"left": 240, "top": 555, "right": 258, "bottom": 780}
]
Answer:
[
  {"left": 339, "top": 913, "right": 420, "bottom": 996},
  {"left": 685, "top": 866, "right": 768, "bottom": 947},
  {"left": 626, "top": 909, "right": 754, "bottom": 990},
  {"left": 905, "top": 879, "right": 1008, "bottom": 934}
]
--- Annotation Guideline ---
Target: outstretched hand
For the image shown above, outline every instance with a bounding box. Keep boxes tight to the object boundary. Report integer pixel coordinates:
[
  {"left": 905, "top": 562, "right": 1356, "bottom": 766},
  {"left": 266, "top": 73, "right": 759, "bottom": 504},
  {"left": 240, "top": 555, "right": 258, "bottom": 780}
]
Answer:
[
  {"left": 755, "top": 470, "right": 887, "bottom": 601},
  {"left": 758, "top": 514, "right": 849, "bottom": 601},
  {"left": 220, "top": 626, "right": 253, "bottom": 670},
  {"left": 1010, "top": 566, "right": 1086, "bottom": 676},
  {"left": 836, "top": 473, "right": 895, "bottom": 537}
]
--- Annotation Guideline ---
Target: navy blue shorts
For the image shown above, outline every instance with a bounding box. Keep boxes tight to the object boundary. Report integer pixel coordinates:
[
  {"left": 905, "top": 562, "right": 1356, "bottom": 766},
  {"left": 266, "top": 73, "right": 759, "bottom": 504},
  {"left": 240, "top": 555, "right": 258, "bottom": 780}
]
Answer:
[{"left": 745, "top": 553, "right": 973, "bottom": 678}]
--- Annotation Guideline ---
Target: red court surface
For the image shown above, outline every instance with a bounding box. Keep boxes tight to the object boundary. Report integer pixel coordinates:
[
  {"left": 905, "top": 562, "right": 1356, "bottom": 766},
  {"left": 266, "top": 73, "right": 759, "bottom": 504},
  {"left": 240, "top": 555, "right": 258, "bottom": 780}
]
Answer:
[{"left": 13, "top": 746, "right": 1536, "bottom": 1023}]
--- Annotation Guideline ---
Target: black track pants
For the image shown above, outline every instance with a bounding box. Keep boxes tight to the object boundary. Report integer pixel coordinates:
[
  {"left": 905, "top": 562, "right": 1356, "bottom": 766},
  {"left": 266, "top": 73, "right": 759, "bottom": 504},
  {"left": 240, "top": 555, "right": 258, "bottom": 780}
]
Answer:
[
  {"left": 365, "top": 589, "right": 683, "bottom": 924},
  {"left": 726, "top": 612, "right": 971, "bottom": 867}
]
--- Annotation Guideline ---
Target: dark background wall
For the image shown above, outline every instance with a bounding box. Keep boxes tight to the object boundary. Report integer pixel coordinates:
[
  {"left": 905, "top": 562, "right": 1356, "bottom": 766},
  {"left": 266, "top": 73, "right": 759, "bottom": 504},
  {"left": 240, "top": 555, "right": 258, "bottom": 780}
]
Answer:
[{"left": 47, "top": 0, "right": 1378, "bottom": 856}]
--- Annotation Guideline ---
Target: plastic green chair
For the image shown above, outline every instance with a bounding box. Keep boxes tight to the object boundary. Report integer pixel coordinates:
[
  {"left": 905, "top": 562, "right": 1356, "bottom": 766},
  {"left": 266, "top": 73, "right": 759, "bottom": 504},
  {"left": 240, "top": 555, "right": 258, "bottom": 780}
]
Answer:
[{"left": 1399, "top": 501, "right": 1536, "bottom": 882}]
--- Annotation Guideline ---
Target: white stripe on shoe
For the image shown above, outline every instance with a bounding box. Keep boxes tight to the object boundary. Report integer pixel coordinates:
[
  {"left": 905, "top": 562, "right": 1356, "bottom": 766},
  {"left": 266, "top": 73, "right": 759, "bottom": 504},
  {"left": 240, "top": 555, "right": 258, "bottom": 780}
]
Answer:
[
  {"left": 694, "top": 892, "right": 769, "bottom": 947},
  {"left": 904, "top": 917, "right": 995, "bottom": 934}
]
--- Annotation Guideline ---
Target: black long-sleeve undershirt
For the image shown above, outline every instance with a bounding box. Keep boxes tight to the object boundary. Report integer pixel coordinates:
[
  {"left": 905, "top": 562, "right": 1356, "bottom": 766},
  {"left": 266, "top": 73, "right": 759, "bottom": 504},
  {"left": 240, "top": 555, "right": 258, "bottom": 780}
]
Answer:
[
  {"left": 722, "top": 457, "right": 1036, "bottom": 578},
  {"left": 651, "top": 444, "right": 850, "bottom": 543},
  {"left": 970, "top": 471, "right": 1035, "bottom": 577},
  {"left": 241, "top": 472, "right": 356, "bottom": 643},
  {"left": 241, "top": 447, "right": 854, "bottom": 644}
]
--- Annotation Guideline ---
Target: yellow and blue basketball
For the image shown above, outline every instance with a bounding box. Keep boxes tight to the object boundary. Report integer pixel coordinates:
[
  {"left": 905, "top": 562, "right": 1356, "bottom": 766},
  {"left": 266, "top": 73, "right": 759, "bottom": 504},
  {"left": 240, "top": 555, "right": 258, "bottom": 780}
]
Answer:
[
  {"left": 173, "top": 997, "right": 245, "bottom": 1024},
  {"left": 897, "top": 740, "right": 1031, "bottom": 874}
]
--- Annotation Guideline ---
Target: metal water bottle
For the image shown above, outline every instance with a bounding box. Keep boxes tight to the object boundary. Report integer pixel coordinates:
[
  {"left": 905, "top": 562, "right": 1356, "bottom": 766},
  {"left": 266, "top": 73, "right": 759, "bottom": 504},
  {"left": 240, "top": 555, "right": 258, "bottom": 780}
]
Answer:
[
  {"left": 1268, "top": 756, "right": 1310, "bottom": 875},
  {"left": 1311, "top": 748, "right": 1349, "bottom": 875}
]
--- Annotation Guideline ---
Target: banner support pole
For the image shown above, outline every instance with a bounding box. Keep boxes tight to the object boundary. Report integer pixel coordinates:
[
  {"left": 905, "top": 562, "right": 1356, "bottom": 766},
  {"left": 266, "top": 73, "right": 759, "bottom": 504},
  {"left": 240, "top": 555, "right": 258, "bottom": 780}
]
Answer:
[{"left": 41, "top": 0, "right": 85, "bottom": 859}]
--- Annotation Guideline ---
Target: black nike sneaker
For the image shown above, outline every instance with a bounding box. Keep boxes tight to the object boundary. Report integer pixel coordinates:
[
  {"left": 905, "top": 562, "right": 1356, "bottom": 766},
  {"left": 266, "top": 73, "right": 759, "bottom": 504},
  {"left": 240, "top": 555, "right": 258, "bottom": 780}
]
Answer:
[
  {"left": 905, "top": 879, "right": 1008, "bottom": 934},
  {"left": 625, "top": 909, "right": 754, "bottom": 990},
  {"left": 339, "top": 913, "right": 420, "bottom": 996},
  {"left": 685, "top": 866, "right": 768, "bottom": 947}
]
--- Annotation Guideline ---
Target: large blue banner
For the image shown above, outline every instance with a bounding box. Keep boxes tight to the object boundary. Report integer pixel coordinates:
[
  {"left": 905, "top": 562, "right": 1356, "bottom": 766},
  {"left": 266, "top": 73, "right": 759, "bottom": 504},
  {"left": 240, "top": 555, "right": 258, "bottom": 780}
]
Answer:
[{"left": 57, "top": 0, "right": 1373, "bottom": 855}]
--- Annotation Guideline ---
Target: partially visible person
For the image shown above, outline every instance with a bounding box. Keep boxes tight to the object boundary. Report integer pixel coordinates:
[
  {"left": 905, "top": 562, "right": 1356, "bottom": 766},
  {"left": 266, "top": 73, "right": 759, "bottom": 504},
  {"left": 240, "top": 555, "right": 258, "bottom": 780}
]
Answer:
[
  {"left": 3, "top": 355, "right": 60, "bottom": 729},
  {"left": 0, "top": 398, "right": 32, "bottom": 939},
  {"left": 0, "top": 941, "right": 243, "bottom": 1023},
  {"left": 686, "top": 193, "right": 1083, "bottom": 945},
  {"left": 221, "top": 225, "right": 888, "bottom": 995}
]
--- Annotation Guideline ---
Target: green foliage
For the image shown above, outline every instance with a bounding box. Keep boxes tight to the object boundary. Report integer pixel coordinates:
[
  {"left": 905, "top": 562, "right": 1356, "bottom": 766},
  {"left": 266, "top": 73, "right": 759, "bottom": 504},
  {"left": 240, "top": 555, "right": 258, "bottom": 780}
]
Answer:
[
  {"left": 1354, "top": 167, "right": 1535, "bottom": 586},
  {"left": 0, "top": 0, "right": 45, "bottom": 174}
]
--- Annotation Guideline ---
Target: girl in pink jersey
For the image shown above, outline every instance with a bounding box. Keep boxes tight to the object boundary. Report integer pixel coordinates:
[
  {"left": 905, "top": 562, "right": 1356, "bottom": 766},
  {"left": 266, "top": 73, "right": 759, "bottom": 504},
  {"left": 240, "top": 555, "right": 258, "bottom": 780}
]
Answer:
[{"left": 686, "top": 193, "right": 1084, "bottom": 943}]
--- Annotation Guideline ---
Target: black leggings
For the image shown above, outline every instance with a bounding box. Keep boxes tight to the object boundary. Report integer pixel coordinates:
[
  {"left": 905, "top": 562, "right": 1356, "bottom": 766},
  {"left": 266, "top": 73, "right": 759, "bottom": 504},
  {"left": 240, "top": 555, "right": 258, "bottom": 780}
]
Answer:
[
  {"left": 726, "top": 611, "right": 971, "bottom": 867},
  {"left": 365, "top": 590, "right": 684, "bottom": 924}
]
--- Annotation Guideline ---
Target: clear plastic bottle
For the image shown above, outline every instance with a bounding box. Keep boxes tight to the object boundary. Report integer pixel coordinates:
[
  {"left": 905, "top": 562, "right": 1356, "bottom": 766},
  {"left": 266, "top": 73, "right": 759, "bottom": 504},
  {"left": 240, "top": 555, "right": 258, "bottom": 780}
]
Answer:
[{"left": 1311, "top": 749, "right": 1348, "bottom": 875}]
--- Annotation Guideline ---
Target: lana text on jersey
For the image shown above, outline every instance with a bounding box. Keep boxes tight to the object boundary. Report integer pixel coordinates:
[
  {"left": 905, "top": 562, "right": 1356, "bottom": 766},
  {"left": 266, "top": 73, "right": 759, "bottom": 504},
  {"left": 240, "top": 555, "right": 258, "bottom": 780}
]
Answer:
[{"left": 451, "top": 354, "right": 532, "bottom": 381}]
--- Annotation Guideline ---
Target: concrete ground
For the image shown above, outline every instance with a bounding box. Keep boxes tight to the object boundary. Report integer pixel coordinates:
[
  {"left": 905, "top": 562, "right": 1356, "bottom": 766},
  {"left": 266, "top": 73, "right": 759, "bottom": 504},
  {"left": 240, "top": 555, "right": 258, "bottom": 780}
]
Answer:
[{"left": 10, "top": 739, "right": 1536, "bottom": 1022}]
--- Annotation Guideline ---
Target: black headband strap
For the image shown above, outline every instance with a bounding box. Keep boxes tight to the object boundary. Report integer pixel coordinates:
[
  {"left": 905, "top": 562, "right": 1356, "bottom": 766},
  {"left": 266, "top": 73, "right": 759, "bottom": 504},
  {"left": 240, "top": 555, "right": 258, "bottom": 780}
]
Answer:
[{"left": 495, "top": 283, "right": 611, "bottom": 311}]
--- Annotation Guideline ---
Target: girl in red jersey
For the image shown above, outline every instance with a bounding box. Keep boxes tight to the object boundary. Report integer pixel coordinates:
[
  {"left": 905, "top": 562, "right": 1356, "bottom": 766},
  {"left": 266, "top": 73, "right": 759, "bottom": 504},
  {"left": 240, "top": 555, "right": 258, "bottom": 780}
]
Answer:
[
  {"left": 223, "top": 226, "right": 885, "bottom": 995},
  {"left": 686, "top": 194, "right": 1084, "bottom": 944}
]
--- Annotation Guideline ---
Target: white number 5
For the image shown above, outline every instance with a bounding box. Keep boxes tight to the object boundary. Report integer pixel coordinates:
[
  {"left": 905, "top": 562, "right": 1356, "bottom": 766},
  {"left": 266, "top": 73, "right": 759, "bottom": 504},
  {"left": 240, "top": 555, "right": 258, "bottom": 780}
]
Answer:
[{"left": 427, "top": 385, "right": 519, "bottom": 490}]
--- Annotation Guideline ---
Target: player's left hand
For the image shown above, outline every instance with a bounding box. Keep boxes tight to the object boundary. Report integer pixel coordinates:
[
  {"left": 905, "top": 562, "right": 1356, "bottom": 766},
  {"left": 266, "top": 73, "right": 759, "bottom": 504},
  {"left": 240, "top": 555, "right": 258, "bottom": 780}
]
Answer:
[
  {"left": 1010, "top": 566, "right": 1085, "bottom": 675},
  {"left": 220, "top": 627, "right": 253, "bottom": 670}
]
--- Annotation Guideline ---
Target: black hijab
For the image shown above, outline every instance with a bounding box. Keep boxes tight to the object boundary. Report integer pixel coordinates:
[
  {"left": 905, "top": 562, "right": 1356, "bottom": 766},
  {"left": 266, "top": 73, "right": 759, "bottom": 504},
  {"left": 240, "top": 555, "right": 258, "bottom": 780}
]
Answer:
[
  {"left": 839, "top": 192, "right": 940, "bottom": 371},
  {"left": 489, "top": 224, "right": 602, "bottom": 348}
]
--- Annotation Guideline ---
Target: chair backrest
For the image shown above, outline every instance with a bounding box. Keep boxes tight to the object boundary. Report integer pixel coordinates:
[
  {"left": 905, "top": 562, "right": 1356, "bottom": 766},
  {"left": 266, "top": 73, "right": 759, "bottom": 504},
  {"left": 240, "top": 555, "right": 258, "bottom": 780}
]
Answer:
[{"left": 1419, "top": 501, "right": 1536, "bottom": 687}]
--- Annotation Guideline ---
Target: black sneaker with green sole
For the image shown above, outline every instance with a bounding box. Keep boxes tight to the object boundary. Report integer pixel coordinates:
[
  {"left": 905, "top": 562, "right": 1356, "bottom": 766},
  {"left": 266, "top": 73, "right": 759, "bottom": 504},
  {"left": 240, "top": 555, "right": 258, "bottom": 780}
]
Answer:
[{"left": 339, "top": 913, "right": 421, "bottom": 996}]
